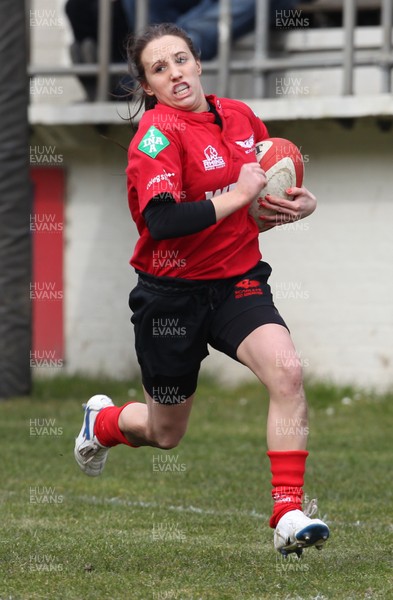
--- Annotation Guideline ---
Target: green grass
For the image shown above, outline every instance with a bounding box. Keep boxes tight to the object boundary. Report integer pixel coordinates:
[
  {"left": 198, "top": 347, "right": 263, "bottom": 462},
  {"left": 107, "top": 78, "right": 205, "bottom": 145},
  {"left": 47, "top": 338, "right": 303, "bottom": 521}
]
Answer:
[{"left": 0, "top": 376, "right": 392, "bottom": 600}]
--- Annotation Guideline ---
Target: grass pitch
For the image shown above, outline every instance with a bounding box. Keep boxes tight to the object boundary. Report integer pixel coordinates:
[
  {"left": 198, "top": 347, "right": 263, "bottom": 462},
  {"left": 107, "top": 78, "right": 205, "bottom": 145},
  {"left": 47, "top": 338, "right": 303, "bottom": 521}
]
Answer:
[{"left": 0, "top": 376, "right": 392, "bottom": 600}]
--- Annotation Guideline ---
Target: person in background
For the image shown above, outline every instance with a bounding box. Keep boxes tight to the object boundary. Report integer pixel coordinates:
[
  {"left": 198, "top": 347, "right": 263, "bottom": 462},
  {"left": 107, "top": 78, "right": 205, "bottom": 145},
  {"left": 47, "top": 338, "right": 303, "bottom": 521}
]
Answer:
[
  {"left": 65, "top": 0, "right": 130, "bottom": 100},
  {"left": 121, "top": 0, "right": 303, "bottom": 60}
]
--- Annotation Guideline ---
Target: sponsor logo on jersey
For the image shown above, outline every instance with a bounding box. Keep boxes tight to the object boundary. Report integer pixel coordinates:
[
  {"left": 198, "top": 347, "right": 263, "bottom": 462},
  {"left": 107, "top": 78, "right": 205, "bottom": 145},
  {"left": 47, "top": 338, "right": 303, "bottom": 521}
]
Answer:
[
  {"left": 234, "top": 278, "right": 263, "bottom": 299},
  {"left": 138, "top": 126, "right": 170, "bottom": 159},
  {"left": 205, "top": 182, "right": 236, "bottom": 200},
  {"left": 203, "top": 145, "right": 226, "bottom": 171},
  {"left": 235, "top": 134, "right": 255, "bottom": 154},
  {"left": 146, "top": 170, "right": 175, "bottom": 190}
]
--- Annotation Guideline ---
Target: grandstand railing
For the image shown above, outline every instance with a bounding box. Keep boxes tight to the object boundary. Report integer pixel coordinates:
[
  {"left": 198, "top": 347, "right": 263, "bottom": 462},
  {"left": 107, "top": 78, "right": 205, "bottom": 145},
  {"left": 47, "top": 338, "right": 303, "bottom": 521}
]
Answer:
[{"left": 27, "top": 0, "right": 393, "bottom": 101}]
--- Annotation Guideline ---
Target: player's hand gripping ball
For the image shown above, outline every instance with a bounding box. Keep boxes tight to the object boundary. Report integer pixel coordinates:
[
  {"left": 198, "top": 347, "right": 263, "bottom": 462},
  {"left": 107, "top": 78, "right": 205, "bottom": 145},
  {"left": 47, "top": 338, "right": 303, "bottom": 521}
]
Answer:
[{"left": 248, "top": 137, "right": 304, "bottom": 232}]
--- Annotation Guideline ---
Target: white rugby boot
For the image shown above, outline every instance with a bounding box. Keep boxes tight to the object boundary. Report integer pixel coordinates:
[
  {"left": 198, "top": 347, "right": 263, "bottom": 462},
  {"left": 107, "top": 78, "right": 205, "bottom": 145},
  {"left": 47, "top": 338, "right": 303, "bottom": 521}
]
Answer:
[
  {"left": 274, "top": 503, "right": 329, "bottom": 557},
  {"left": 74, "top": 394, "right": 114, "bottom": 477}
]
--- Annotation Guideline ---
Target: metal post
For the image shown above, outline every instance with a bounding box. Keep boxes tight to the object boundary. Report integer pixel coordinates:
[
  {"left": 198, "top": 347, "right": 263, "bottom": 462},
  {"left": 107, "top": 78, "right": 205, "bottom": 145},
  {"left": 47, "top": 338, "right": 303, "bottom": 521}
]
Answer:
[
  {"left": 136, "top": 0, "right": 149, "bottom": 33},
  {"left": 26, "top": 0, "right": 31, "bottom": 69},
  {"left": 97, "top": 0, "right": 112, "bottom": 101},
  {"left": 253, "top": 0, "right": 269, "bottom": 98},
  {"left": 381, "top": 0, "right": 393, "bottom": 93},
  {"left": 0, "top": 0, "right": 32, "bottom": 397},
  {"left": 342, "top": 0, "right": 356, "bottom": 95},
  {"left": 217, "top": 0, "right": 231, "bottom": 97}
]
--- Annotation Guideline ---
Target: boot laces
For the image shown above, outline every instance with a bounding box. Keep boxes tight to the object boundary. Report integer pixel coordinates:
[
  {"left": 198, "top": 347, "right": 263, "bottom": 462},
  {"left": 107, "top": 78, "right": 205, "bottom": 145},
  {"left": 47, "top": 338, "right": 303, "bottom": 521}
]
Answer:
[{"left": 303, "top": 497, "right": 318, "bottom": 518}]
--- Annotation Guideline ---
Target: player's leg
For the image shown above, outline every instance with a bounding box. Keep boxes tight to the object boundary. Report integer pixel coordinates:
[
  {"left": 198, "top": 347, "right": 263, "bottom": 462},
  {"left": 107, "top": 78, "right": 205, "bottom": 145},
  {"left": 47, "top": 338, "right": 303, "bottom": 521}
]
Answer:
[
  {"left": 75, "top": 276, "right": 209, "bottom": 476},
  {"left": 237, "top": 323, "right": 307, "bottom": 452},
  {"left": 210, "top": 261, "right": 329, "bottom": 556},
  {"left": 237, "top": 324, "right": 329, "bottom": 556},
  {"left": 74, "top": 378, "right": 196, "bottom": 477},
  {"left": 118, "top": 383, "right": 195, "bottom": 449}
]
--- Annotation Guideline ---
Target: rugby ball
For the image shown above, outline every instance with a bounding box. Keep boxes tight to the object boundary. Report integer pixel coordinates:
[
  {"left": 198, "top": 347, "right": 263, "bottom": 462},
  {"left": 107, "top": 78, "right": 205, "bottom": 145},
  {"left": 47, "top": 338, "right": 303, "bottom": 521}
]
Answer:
[{"left": 249, "top": 137, "right": 304, "bottom": 232}]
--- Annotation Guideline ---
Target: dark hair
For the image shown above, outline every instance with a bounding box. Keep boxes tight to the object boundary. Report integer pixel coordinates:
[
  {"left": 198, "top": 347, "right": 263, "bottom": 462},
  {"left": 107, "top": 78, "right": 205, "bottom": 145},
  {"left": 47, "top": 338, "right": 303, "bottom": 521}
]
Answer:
[{"left": 126, "top": 23, "right": 200, "bottom": 119}]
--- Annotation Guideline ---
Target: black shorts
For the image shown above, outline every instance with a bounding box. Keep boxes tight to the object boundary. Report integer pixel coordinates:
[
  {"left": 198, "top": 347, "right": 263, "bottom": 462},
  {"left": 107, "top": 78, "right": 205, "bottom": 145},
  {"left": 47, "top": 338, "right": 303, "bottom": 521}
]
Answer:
[{"left": 129, "top": 261, "right": 288, "bottom": 404}]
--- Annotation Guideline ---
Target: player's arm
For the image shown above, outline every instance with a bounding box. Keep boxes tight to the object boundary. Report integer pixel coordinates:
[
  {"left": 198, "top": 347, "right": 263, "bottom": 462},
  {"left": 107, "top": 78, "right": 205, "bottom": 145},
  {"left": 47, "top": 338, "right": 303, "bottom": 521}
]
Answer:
[
  {"left": 210, "top": 162, "right": 267, "bottom": 221},
  {"left": 143, "top": 195, "right": 216, "bottom": 240},
  {"left": 143, "top": 163, "right": 267, "bottom": 240}
]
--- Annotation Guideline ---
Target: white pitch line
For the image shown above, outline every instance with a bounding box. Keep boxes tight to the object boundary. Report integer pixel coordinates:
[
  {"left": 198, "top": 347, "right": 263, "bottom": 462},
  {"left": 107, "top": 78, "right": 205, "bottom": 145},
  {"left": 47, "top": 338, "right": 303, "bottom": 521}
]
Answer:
[
  {"left": 72, "top": 494, "right": 269, "bottom": 520},
  {"left": 71, "top": 495, "right": 347, "bottom": 527},
  {"left": 73, "top": 497, "right": 380, "bottom": 530},
  {"left": 71, "top": 497, "right": 381, "bottom": 529},
  {"left": 1, "top": 490, "right": 375, "bottom": 528}
]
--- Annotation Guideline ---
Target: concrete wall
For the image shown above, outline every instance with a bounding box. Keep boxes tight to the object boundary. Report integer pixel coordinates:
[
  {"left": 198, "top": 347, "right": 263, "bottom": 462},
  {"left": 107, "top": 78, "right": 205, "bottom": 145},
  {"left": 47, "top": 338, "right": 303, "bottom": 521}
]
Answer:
[
  {"left": 30, "top": 117, "right": 393, "bottom": 391},
  {"left": 61, "top": 128, "right": 135, "bottom": 378}
]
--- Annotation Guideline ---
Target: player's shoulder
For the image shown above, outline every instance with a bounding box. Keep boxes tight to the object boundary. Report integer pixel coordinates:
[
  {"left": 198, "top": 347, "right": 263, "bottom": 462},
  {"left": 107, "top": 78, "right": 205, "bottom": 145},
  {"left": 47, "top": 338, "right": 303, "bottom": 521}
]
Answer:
[
  {"left": 132, "top": 109, "right": 175, "bottom": 142},
  {"left": 129, "top": 108, "right": 181, "bottom": 157},
  {"left": 219, "top": 97, "right": 259, "bottom": 120},
  {"left": 218, "top": 97, "right": 268, "bottom": 140}
]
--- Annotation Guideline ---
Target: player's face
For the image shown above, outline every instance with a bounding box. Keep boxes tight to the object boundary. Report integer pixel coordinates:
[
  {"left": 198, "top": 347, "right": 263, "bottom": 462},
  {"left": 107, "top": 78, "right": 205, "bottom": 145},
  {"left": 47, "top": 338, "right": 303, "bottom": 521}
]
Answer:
[{"left": 141, "top": 35, "right": 208, "bottom": 113}]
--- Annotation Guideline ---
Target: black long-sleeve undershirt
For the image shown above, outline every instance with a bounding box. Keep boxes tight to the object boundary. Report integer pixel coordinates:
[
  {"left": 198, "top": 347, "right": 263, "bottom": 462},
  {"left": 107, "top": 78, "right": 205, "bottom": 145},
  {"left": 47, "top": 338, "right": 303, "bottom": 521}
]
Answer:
[{"left": 143, "top": 194, "right": 217, "bottom": 241}]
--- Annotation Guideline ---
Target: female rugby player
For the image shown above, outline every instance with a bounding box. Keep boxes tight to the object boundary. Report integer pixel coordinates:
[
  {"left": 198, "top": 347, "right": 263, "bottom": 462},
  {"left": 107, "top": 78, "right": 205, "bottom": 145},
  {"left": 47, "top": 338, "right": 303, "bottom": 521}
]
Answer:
[{"left": 75, "top": 23, "right": 329, "bottom": 557}]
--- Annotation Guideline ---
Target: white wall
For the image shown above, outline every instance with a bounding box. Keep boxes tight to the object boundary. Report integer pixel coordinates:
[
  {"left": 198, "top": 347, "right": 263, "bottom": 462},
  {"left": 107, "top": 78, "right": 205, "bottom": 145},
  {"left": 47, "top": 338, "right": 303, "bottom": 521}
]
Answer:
[
  {"left": 62, "top": 127, "right": 136, "bottom": 378},
  {"left": 261, "top": 118, "right": 393, "bottom": 391},
  {"left": 30, "top": 117, "right": 393, "bottom": 391}
]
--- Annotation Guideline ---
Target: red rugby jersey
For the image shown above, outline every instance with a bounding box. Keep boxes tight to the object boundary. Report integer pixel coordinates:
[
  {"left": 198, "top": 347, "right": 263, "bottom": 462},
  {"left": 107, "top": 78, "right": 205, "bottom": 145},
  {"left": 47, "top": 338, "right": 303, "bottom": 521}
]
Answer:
[{"left": 126, "top": 94, "right": 269, "bottom": 280}]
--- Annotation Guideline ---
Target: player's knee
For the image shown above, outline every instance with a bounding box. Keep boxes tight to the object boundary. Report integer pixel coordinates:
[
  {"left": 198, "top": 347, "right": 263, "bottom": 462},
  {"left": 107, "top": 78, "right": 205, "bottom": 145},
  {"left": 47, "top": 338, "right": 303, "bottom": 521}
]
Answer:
[
  {"left": 272, "top": 358, "right": 304, "bottom": 399},
  {"left": 150, "top": 428, "right": 185, "bottom": 450},
  {"left": 153, "top": 435, "right": 182, "bottom": 450}
]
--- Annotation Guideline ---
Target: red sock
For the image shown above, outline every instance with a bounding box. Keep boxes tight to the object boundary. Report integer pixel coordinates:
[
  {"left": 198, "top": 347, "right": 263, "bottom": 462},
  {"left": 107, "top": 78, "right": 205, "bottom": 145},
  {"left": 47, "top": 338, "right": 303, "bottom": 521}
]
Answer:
[
  {"left": 94, "top": 402, "right": 139, "bottom": 448},
  {"left": 267, "top": 450, "right": 308, "bottom": 529}
]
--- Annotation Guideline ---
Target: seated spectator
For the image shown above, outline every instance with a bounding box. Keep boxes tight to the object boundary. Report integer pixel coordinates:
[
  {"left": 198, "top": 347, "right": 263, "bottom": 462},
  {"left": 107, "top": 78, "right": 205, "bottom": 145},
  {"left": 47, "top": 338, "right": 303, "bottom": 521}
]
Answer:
[
  {"left": 65, "top": 0, "right": 311, "bottom": 100},
  {"left": 65, "top": 0, "right": 130, "bottom": 100},
  {"left": 121, "top": 0, "right": 302, "bottom": 61}
]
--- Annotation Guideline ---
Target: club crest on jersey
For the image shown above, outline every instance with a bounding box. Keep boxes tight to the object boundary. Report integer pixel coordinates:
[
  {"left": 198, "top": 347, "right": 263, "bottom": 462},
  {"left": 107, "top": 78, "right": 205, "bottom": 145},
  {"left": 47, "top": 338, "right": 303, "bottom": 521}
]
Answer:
[
  {"left": 235, "top": 134, "right": 255, "bottom": 154},
  {"left": 203, "top": 145, "right": 226, "bottom": 171},
  {"left": 138, "top": 126, "right": 170, "bottom": 159}
]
